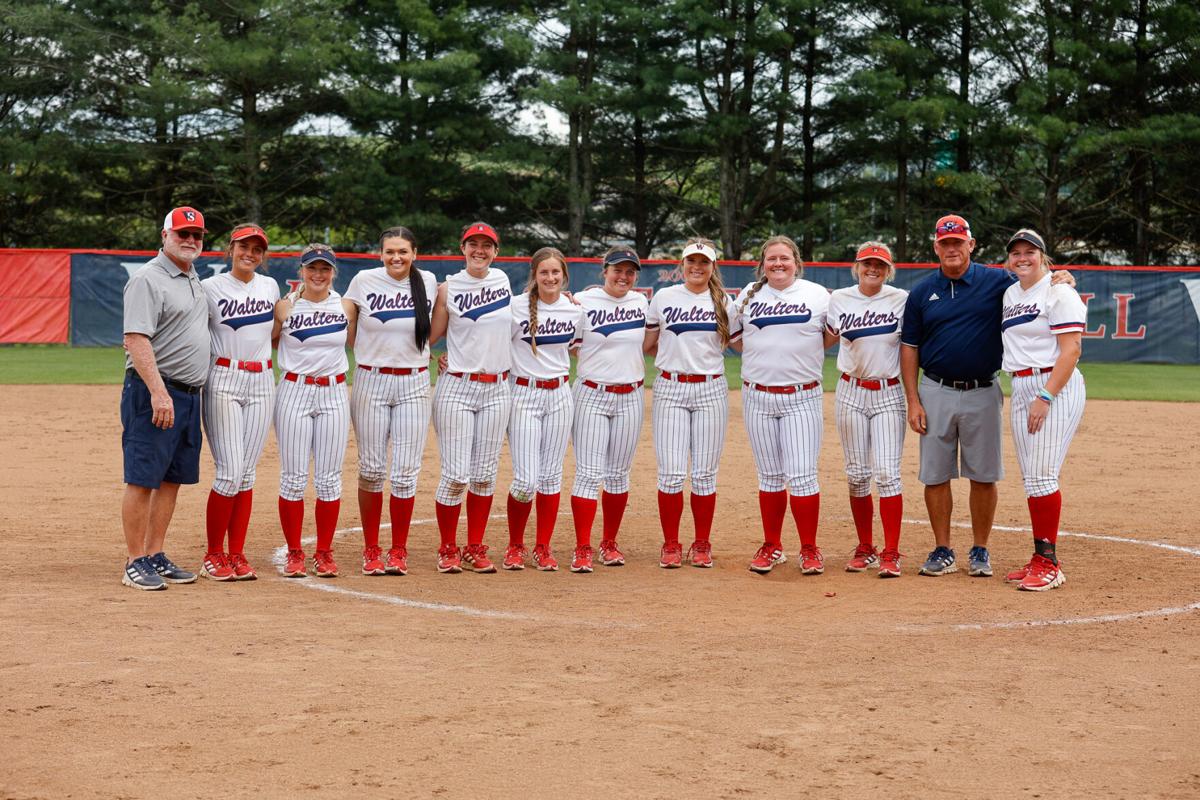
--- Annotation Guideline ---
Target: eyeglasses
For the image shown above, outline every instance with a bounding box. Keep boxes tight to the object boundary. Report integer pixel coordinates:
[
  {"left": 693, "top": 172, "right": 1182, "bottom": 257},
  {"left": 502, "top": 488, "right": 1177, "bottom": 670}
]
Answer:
[
  {"left": 173, "top": 230, "right": 204, "bottom": 241},
  {"left": 936, "top": 221, "right": 967, "bottom": 235}
]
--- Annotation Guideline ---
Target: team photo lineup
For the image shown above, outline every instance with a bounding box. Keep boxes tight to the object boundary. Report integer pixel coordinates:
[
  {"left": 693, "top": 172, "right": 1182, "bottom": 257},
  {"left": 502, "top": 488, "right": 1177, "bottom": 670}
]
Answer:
[{"left": 120, "top": 205, "right": 1087, "bottom": 595}]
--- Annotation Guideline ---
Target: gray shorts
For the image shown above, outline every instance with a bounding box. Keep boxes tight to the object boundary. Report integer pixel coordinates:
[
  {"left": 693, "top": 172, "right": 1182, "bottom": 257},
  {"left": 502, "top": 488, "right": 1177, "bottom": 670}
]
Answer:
[{"left": 917, "top": 375, "right": 1004, "bottom": 485}]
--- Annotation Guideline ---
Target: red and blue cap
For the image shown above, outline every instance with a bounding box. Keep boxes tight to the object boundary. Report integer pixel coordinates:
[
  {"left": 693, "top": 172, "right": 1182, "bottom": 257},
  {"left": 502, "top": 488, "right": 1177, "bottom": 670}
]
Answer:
[
  {"left": 603, "top": 249, "right": 641, "bottom": 269},
  {"left": 461, "top": 223, "right": 499, "bottom": 245},
  {"left": 162, "top": 206, "right": 207, "bottom": 233},
  {"left": 933, "top": 214, "right": 971, "bottom": 241},
  {"left": 1006, "top": 228, "right": 1046, "bottom": 252}
]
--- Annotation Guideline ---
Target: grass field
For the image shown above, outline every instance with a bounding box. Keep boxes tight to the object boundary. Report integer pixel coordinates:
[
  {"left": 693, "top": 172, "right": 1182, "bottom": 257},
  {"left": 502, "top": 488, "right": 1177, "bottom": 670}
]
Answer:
[{"left": 2, "top": 343, "right": 1198, "bottom": 401}]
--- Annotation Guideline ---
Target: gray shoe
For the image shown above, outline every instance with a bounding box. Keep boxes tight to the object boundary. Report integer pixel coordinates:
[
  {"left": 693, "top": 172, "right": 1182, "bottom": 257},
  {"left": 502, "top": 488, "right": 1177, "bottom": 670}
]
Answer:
[
  {"left": 148, "top": 552, "right": 197, "bottom": 584},
  {"left": 968, "top": 546, "right": 993, "bottom": 577},
  {"left": 919, "top": 546, "right": 957, "bottom": 576},
  {"left": 123, "top": 556, "right": 166, "bottom": 591}
]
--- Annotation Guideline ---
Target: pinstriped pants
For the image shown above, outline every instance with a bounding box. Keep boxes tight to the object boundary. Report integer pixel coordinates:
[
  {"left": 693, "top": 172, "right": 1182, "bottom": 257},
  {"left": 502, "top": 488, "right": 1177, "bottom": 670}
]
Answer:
[
  {"left": 834, "top": 379, "right": 905, "bottom": 498},
  {"left": 1010, "top": 369, "right": 1086, "bottom": 497},
  {"left": 274, "top": 379, "right": 350, "bottom": 501},
  {"left": 508, "top": 380, "right": 573, "bottom": 500},
  {"left": 202, "top": 364, "right": 274, "bottom": 497},
  {"left": 570, "top": 382, "right": 644, "bottom": 499},
  {"left": 350, "top": 366, "right": 431, "bottom": 498},
  {"left": 742, "top": 384, "right": 822, "bottom": 495},
  {"left": 652, "top": 376, "right": 728, "bottom": 495},
  {"left": 432, "top": 373, "right": 512, "bottom": 504}
]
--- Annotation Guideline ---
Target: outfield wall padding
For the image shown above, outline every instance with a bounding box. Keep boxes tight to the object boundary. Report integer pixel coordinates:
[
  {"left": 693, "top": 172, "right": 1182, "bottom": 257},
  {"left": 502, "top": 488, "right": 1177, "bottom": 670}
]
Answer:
[{"left": 2, "top": 249, "right": 1198, "bottom": 363}]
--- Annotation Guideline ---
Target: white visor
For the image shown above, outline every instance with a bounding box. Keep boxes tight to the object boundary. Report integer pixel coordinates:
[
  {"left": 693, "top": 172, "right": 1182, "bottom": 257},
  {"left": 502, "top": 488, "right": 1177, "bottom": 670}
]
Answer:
[{"left": 681, "top": 242, "right": 719, "bottom": 263}]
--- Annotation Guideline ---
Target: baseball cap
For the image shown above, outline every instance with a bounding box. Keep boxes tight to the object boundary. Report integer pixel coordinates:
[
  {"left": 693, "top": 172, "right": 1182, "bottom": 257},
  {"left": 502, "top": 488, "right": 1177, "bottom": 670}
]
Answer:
[
  {"left": 1006, "top": 228, "right": 1046, "bottom": 252},
  {"left": 300, "top": 245, "right": 337, "bottom": 267},
  {"left": 162, "top": 206, "right": 207, "bottom": 233},
  {"left": 230, "top": 224, "right": 269, "bottom": 246},
  {"left": 603, "top": 248, "right": 641, "bottom": 269},
  {"left": 933, "top": 214, "right": 971, "bottom": 241},
  {"left": 855, "top": 243, "right": 894, "bottom": 267},
  {"left": 681, "top": 241, "right": 719, "bottom": 263},
  {"left": 461, "top": 222, "right": 499, "bottom": 245}
]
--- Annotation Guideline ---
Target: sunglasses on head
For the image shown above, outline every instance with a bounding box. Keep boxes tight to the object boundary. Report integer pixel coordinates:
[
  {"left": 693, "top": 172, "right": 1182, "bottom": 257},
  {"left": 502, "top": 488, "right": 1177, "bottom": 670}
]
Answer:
[
  {"left": 937, "top": 221, "right": 967, "bottom": 235},
  {"left": 173, "top": 229, "right": 204, "bottom": 241}
]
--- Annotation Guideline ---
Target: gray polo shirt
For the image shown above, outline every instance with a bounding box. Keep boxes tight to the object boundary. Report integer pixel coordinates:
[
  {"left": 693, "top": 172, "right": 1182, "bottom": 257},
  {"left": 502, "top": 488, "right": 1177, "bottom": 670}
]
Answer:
[{"left": 123, "top": 251, "right": 210, "bottom": 387}]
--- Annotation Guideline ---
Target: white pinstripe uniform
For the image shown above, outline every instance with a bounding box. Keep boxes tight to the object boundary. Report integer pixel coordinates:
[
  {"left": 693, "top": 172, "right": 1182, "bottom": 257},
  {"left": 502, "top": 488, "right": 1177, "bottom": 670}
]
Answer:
[
  {"left": 274, "top": 293, "right": 350, "bottom": 502},
  {"left": 433, "top": 268, "right": 513, "bottom": 504},
  {"left": 571, "top": 287, "right": 650, "bottom": 499},
  {"left": 734, "top": 279, "right": 828, "bottom": 494},
  {"left": 200, "top": 271, "right": 279, "bottom": 496},
  {"left": 344, "top": 267, "right": 438, "bottom": 499},
  {"left": 826, "top": 284, "right": 908, "bottom": 499},
  {"left": 508, "top": 295, "right": 583, "bottom": 500},
  {"left": 647, "top": 285, "right": 740, "bottom": 495},
  {"left": 1001, "top": 276, "right": 1087, "bottom": 497}
]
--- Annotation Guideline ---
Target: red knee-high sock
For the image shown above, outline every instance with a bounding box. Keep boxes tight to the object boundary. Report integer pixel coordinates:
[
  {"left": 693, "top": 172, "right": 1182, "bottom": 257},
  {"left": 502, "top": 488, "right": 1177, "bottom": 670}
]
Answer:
[
  {"left": 879, "top": 494, "right": 902, "bottom": 553},
  {"left": 228, "top": 489, "right": 254, "bottom": 555},
  {"left": 658, "top": 490, "right": 684, "bottom": 545},
  {"left": 535, "top": 492, "right": 560, "bottom": 547},
  {"left": 278, "top": 497, "right": 305, "bottom": 551},
  {"left": 690, "top": 492, "right": 716, "bottom": 543},
  {"left": 507, "top": 494, "right": 532, "bottom": 547},
  {"left": 315, "top": 498, "right": 340, "bottom": 552},
  {"left": 466, "top": 491, "right": 493, "bottom": 546},
  {"left": 206, "top": 490, "right": 236, "bottom": 553},
  {"left": 358, "top": 489, "right": 384, "bottom": 550},
  {"left": 789, "top": 492, "right": 820, "bottom": 548},
  {"left": 758, "top": 490, "right": 787, "bottom": 548},
  {"left": 389, "top": 495, "right": 414, "bottom": 550},
  {"left": 571, "top": 495, "right": 598, "bottom": 547},
  {"left": 600, "top": 491, "right": 629, "bottom": 542},
  {"left": 1028, "top": 490, "right": 1062, "bottom": 555},
  {"left": 849, "top": 494, "right": 875, "bottom": 547},
  {"left": 435, "top": 501, "right": 461, "bottom": 548}
]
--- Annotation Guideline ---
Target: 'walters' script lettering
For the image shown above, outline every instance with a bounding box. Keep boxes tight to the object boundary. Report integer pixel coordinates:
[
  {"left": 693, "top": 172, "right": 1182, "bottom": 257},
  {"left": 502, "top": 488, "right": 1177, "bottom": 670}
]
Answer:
[
  {"left": 288, "top": 310, "right": 347, "bottom": 330},
  {"left": 663, "top": 306, "right": 716, "bottom": 324},
  {"left": 367, "top": 292, "right": 416, "bottom": 311},
  {"left": 838, "top": 309, "right": 898, "bottom": 329},
  {"left": 218, "top": 297, "right": 274, "bottom": 317},
  {"left": 586, "top": 305, "right": 644, "bottom": 326},
  {"left": 454, "top": 286, "right": 510, "bottom": 312}
]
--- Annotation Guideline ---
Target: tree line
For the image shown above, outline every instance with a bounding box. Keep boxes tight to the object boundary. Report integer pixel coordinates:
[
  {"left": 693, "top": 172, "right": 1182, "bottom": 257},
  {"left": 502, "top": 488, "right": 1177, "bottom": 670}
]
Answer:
[{"left": 2, "top": 0, "right": 1197, "bottom": 264}]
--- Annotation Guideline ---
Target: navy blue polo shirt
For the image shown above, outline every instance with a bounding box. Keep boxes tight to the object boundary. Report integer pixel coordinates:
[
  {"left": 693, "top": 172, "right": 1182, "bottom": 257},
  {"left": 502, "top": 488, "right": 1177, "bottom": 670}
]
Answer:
[{"left": 900, "top": 262, "right": 1016, "bottom": 380}]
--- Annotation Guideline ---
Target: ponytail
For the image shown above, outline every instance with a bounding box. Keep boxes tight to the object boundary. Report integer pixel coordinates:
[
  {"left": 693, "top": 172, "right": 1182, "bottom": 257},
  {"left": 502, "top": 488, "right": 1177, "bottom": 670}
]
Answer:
[
  {"left": 708, "top": 272, "right": 731, "bottom": 347},
  {"left": 379, "top": 226, "right": 430, "bottom": 352}
]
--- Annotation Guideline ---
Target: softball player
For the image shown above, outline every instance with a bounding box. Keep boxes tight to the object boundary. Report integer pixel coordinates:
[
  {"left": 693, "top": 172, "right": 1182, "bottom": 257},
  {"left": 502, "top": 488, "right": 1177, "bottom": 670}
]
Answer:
[
  {"left": 569, "top": 248, "right": 650, "bottom": 572},
  {"left": 503, "top": 247, "right": 583, "bottom": 572},
  {"left": 644, "top": 238, "right": 739, "bottom": 569},
  {"left": 826, "top": 242, "right": 908, "bottom": 577},
  {"left": 272, "top": 244, "right": 351, "bottom": 578},
  {"left": 1000, "top": 229, "right": 1086, "bottom": 591},
  {"left": 199, "top": 224, "right": 279, "bottom": 581},
  {"left": 731, "top": 235, "right": 830, "bottom": 576},
  {"left": 343, "top": 226, "right": 437, "bottom": 577},
  {"left": 428, "top": 222, "right": 513, "bottom": 574}
]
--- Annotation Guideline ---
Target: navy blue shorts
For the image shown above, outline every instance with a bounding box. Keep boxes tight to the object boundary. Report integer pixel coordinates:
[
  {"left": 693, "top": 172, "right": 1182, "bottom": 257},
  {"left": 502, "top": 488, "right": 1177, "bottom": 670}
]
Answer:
[{"left": 121, "top": 373, "right": 203, "bottom": 488}]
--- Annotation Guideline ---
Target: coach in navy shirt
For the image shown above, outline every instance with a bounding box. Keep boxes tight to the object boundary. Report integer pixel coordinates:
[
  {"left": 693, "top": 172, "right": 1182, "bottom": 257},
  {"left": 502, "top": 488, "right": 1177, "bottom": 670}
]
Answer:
[{"left": 900, "top": 214, "right": 1072, "bottom": 580}]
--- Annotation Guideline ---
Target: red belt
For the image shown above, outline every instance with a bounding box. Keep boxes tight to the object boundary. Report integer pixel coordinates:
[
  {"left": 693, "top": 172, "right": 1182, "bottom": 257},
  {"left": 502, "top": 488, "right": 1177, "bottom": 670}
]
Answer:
[
  {"left": 1011, "top": 367, "right": 1054, "bottom": 377},
  {"left": 840, "top": 373, "right": 900, "bottom": 391},
  {"left": 743, "top": 380, "right": 820, "bottom": 394},
  {"left": 447, "top": 371, "right": 509, "bottom": 384},
  {"left": 660, "top": 371, "right": 721, "bottom": 383},
  {"left": 359, "top": 365, "right": 428, "bottom": 375},
  {"left": 215, "top": 357, "right": 271, "bottom": 373},
  {"left": 582, "top": 379, "right": 643, "bottom": 395},
  {"left": 284, "top": 372, "right": 346, "bottom": 386},
  {"left": 514, "top": 375, "right": 568, "bottom": 389}
]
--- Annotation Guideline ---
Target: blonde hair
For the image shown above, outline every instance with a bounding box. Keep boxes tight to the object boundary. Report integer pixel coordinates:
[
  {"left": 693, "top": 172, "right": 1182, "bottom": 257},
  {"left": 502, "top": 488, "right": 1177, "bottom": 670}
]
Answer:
[
  {"left": 1006, "top": 230, "right": 1055, "bottom": 277},
  {"left": 682, "top": 236, "right": 730, "bottom": 347},
  {"left": 851, "top": 240, "right": 896, "bottom": 282},
  {"left": 295, "top": 242, "right": 337, "bottom": 300},
  {"left": 739, "top": 235, "right": 804, "bottom": 314},
  {"left": 526, "top": 247, "right": 568, "bottom": 355}
]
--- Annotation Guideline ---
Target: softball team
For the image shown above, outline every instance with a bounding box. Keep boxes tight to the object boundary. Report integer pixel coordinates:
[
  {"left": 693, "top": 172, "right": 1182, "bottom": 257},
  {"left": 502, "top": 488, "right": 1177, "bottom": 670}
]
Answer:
[
  {"left": 1000, "top": 229, "right": 1086, "bottom": 592},
  {"left": 731, "top": 235, "right": 830, "bottom": 575},
  {"left": 569, "top": 248, "right": 649, "bottom": 571},
  {"left": 503, "top": 248, "right": 583, "bottom": 572},
  {"left": 428, "top": 222, "right": 514, "bottom": 574},
  {"left": 199, "top": 224, "right": 279, "bottom": 581},
  {"left": 343, "top": 226, "right": 438, "bottom": 577},
  {"left": 643, "top": 238, "right": 739, "bottom": 568},
  {"left": 272, "top": 244, "right": 351, "bottom": 578},
  {"left": 826, "top": 242, "right": 908, "bottom": 577}
]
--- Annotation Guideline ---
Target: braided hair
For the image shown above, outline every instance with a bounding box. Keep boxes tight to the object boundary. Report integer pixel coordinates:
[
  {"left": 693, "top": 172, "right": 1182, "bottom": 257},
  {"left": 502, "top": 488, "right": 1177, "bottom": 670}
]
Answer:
[
  {"left": 739, "top": 235, "right": 804, "bottom": 315},
  {"left": 525, "top": 247, "right": 569, "bottom": 355},
  {"left": 683, "top": 236, "right": 730, "bottom": 347},
  {"left": 379, "top": 226, "right": 430, "bottom": 352}
]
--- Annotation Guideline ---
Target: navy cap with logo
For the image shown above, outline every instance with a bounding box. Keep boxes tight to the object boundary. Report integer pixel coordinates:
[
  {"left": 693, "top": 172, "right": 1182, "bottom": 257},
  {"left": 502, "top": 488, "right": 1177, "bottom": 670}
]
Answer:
[
  {"left": 602, "top": 249, "right": 641, "bottom": 269},
  {"left": 1006, "top": 228, "right": 1047, "bottom": 253},
  {"left": 300, "top": 245, "right": 337, "bottom": 267}
]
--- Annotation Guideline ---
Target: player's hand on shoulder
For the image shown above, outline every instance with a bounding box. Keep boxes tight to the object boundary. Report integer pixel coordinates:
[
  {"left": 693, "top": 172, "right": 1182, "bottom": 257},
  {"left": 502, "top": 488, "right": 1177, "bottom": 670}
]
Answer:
[{"left": 1049, "top": 269, "right": 1076, "bottom": 288}]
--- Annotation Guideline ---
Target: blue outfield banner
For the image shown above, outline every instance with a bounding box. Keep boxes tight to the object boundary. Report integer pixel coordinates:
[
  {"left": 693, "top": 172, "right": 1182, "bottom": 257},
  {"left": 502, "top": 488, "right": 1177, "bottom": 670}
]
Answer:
[{"left": 69, "top": 252, "right": 1200, "bottom": 363}]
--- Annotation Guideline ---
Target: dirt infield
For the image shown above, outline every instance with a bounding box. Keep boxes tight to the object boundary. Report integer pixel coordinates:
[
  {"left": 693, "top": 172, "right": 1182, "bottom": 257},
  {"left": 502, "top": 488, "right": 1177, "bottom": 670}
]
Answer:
[{"left": 3, "top": 385, "right": 1198, "bottom": 800}]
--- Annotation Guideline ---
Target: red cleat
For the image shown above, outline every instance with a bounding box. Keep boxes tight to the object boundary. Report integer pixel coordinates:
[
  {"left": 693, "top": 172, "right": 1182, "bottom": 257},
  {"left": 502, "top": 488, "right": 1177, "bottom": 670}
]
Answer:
[
  {"left": 313, "top": 550, "right": 339, "bottom": 578},
  {"left": 748, "top": 544, "right": 786, "bottom": 574},
  {"left": 845, "top": 544, "right": 879, "bottom": 572},
  {"left": 362, "top": 546, "right": 386, "bottom": 576},
  {"left": 800, "top": 545, "right": 824, "bottom": 575},
  {"left": 1006, "top": 559, "right": 1034, "bottom": 583},
  {"left": 462, "top": 544, "right": 497, "bottom": 573},
  {"left": 688, "top": 541, "right": 713, "bottom": 568},
  {"left": 437, "top": 545, "right": 462, "bottom": 574},
  {"left": 200, "top": 552, "right": 235, "bottom": 582},
  {"left": 283, "top": 549, "right": 307, "bottom": 578},
  {"left": 532, "top": 544, "right": 559, "bottom": 571},
  {"left": 878, "top": 549, "right": 902, "bottom": 578},
  {"left": 1018, "top": 555, "right": 1065, "bottom": 592},
  {"left": 385, "top": 547, "right": 408, "bottom": 575},
  {"left": 229, "top": 553, "right": 257, "bottom": 580},
  {"left": 598, "top": 539, "right": 625, "bottom": 566},
  {"left": 659, "top": 542, "right": 683, "bottom": 569},
  {"left": 503, "top": 544, "right": 528, "bottom": 571},
  {"left": 570, "top": 545, "right": 594, "bottom": 573}
]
